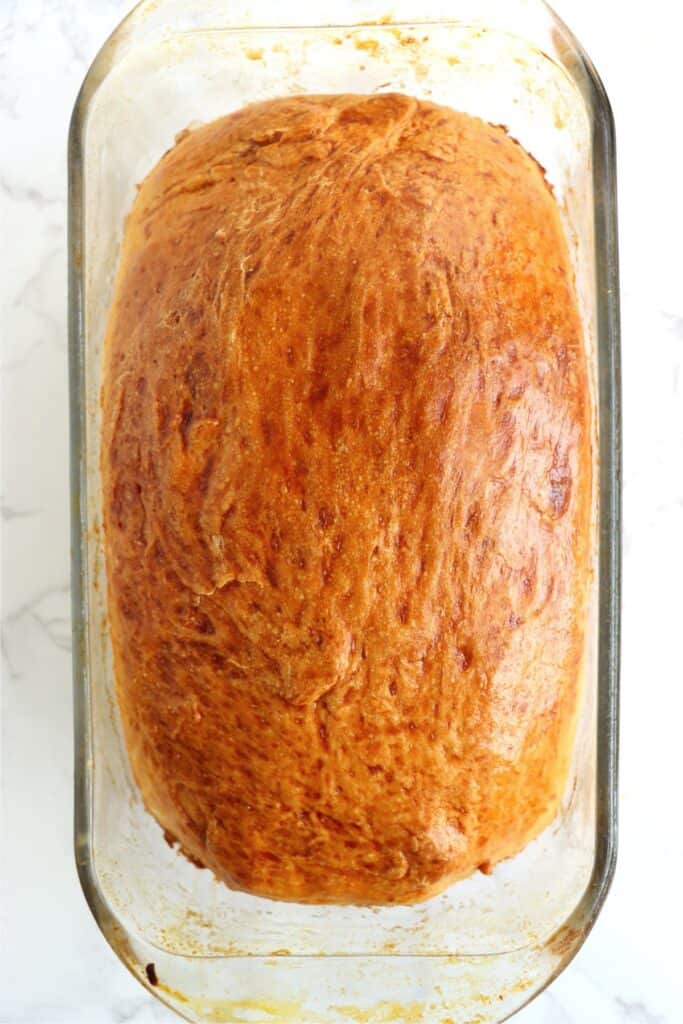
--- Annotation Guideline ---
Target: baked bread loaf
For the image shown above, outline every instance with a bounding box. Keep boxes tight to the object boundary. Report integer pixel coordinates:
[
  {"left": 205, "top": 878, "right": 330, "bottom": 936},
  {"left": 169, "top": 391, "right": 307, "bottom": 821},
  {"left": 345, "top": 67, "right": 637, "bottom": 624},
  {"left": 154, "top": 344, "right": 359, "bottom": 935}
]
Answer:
[{"left": 102, "top": 93, "right": 592, "bottom": 905}]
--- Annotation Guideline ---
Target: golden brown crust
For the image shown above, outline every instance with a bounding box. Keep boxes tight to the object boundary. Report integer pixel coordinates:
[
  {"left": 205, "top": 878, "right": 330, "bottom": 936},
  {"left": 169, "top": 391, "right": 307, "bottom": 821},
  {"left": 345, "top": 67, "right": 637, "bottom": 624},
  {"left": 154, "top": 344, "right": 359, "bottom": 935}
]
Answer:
[{"left": 102, "top": 93, "right": 592, "bottom": 904}]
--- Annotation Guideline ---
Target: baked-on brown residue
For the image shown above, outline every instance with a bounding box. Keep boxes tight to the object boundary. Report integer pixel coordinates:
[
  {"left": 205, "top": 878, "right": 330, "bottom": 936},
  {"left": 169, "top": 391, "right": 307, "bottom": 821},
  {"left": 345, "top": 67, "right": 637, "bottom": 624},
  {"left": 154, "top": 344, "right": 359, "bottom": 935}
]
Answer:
[{"left": 102, "top": 93, "right": 592, "bottom": 905}]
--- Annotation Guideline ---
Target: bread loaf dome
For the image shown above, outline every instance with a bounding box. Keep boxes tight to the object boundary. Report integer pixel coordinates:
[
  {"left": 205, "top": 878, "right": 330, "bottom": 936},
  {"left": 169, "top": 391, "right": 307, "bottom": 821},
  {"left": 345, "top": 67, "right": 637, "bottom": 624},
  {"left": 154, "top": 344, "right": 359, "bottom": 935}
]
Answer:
[{"left": 102, "top": 93, "right": 592, "bottom": 904}]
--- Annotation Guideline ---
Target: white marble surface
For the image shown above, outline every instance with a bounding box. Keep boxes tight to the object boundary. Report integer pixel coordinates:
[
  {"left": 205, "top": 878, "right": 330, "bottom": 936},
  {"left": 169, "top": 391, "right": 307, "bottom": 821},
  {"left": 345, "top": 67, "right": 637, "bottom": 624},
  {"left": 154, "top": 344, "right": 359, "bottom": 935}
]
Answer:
[{"left": 1, "top": 0, "right": 682, "bottom": 1021}]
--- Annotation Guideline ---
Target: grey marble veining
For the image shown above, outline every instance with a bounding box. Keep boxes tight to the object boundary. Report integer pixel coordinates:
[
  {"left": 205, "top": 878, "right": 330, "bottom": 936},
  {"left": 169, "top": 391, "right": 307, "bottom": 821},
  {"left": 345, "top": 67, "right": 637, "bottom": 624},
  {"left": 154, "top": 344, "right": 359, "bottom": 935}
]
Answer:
[
  {"left": 1, "top": 0, "right": 681, "bottom": 1021},
  {"left": 616, "top": 1000, "right": 667, "bottom": 1024}
]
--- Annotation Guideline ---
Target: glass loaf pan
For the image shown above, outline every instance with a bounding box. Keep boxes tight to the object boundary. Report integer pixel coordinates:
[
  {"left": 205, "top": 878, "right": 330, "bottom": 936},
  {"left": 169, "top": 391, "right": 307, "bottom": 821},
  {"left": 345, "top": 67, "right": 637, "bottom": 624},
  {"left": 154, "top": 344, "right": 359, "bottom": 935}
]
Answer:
[{"left": 69, "top": 1, "right": 620, "bottom": 1021}]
